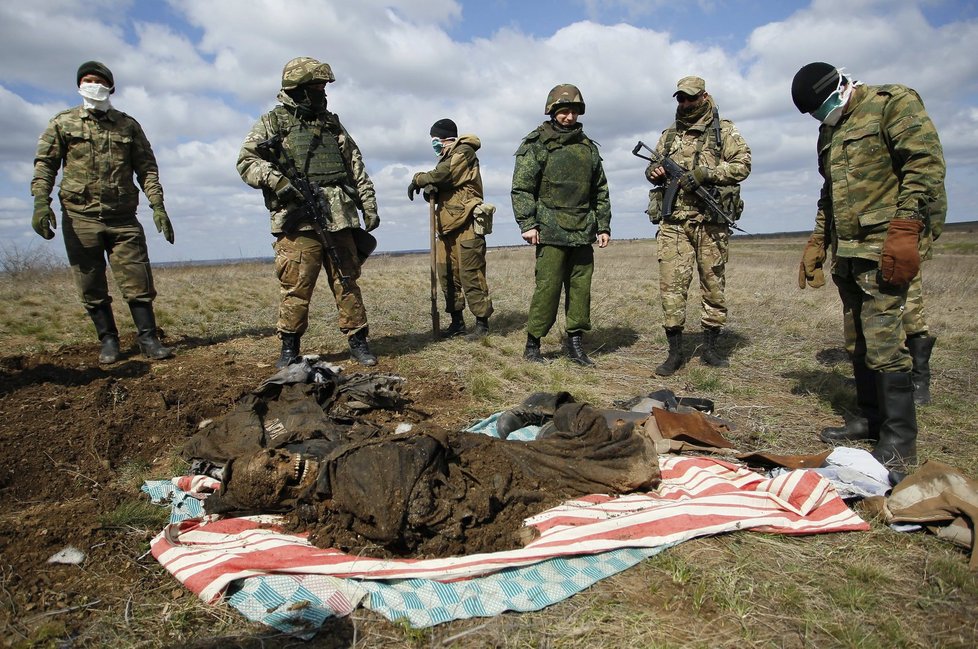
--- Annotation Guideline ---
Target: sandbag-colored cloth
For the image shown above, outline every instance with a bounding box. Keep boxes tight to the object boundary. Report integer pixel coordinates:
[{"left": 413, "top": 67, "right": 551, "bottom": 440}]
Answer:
[{"left": 880, "top": 460, "right": 978, "bottom": 569}]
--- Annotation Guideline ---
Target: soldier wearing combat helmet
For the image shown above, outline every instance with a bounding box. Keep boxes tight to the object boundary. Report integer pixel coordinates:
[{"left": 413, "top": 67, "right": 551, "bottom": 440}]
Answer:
[
  {"left": 512, "top": 84, "right": 612, "bottom": 367},
  {"left": 31, "top": 60, "right": 175, "bottom": 364},
  {"left": 646, "top": 76, "right": 751, "bottom": 376},
  {"left": 237, "top": 57, "right": 381, "bottom": 368},
  {"left": 791, "top": 62, "right": 946, "bottom": 483}
]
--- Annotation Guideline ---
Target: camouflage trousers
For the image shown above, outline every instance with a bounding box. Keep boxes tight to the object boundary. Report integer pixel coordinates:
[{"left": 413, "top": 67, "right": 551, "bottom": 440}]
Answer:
[
  {"left": 62, "top": 211, "right": 156, "bottom": 309},
  {"left": 656, "top": 220, "right": 729, "bottom": 329},
  {"left": 526, "top": 244, "right": 593, "bottom": 339},
  {"left": 902, "top": 269, "right": 927, "bottom": 337},
  {"left": 273, "top": 230, "right": 366, "bottom": 336},
  {"left": 437, "top": 220, "right": 493, "bottom": 318},
  {"left": 834, "top": 257, "right": 912, "bottom": 373}
]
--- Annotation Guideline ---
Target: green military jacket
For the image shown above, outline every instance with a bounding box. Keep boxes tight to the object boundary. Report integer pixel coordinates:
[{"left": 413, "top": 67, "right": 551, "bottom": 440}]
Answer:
[
  {"left": 812, "top": 84, "right": 946, "bottom": 264},
  {"left": 32, "top": 106, "right": 164, "bottom": 218},
  {"left": 511, "top": 121, "right": 611, "bottom": 247},
  {"left": 237, "top": 91, "right": 378, "bottom": 234},
  {"left": 412, "top": 135, "right": 484, "bottom": 235},
  {"left": 647, "top": 101, "right": 751, "bottom": 221}
]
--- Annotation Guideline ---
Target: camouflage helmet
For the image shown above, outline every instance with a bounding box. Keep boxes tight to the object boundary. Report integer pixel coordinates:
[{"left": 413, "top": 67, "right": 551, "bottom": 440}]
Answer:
[
  {"left": 544, "top": 84, "right": 585, "bottom": 115},
  {"left": 281, "top": 57, "right": 335, "bottom": 90}
]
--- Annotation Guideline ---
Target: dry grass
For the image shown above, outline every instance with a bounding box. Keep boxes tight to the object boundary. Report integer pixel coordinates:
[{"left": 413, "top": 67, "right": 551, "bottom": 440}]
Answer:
[{"left": 2, "top": 230, "right": 977, "bottom": 648}]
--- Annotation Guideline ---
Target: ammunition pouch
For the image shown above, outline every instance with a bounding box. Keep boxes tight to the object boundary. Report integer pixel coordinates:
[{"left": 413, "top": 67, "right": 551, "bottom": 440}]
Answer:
[
  {"left": 709, "top": 185, "right": 744, "bottom": 223},
  {"left": 646, "top": 186, "right": 665, "bottom": 224},
  {"left": 472, "top": 203, "right": 495, "bottom": 236}
]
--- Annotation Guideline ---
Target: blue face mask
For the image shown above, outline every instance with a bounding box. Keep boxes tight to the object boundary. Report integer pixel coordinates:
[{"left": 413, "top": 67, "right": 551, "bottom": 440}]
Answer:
[{"left": 431, "top": 138, "right": 443, "bottom": 155}]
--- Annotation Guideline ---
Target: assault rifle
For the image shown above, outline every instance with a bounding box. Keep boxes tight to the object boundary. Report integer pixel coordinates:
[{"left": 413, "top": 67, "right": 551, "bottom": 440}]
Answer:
[
  {"left": 255, "top": 134, "right": 352, "bottom": 288},
  {"left": 631, "top": 140, "right": 746, "bottom": 233}
]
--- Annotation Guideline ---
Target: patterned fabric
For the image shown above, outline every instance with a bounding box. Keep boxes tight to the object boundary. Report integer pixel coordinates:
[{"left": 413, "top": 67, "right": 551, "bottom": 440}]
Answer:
[
  {"left": 144, "top": 453, "right": 867, "bottom": 636},
  {"left": 656, "top": 220, "right": 729, "bottom": 329}
]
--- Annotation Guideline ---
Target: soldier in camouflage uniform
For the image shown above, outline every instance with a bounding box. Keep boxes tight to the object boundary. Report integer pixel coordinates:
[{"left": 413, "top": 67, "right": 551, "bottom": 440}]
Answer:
[
  {"left": 408, "top": 118, "right": 494, "bottom": 339},
  {"left": 792, "top": 62, "right": 946, "bottom": 483},
  {"left": 31, "top": 61, "right": 174, "bottom": 364},
  {"left": 237, "top": 57, "right": 380, "bottom": 368},
  {"left": 512, "top": 84, "right": 612, "bottom": 367},
  {"left": 646, "top": 76, "right": 751, "bottom": 376}
]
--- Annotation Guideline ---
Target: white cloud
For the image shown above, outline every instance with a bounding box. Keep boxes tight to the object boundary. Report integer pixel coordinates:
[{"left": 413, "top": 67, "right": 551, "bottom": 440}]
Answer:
[{"left": 0, "top": 0, "right": 975, "bottom": 262}]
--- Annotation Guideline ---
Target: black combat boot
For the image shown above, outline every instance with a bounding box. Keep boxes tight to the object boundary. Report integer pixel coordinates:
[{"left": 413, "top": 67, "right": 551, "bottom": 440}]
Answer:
[
  {"left": 565, "top": 332, "right": 595, "bottom": 367},
  {"left": 820, "top": 360, "right": 881, "bottom": 443},
  {"left": 348, "top": 328, "right": 377, "bottom": 366},
  {"left": 128, "top": 302, "right": 173, "bottom": 360},
  {"left": 654, "top": 328, "right": 684, "bottom": 377},
  {"left": 276, "top": 333, "right": 301, "bottom": 369},
  {"left": 907, "top": 333, "right": 936, "bottom": 406},
  {"left": 86, "top": 304, "right": 121, "bottom": 364},
  {"left": 466, "top": 316, "right": 490, "bottom": 340},
  {"left": 872, "top": 371, "right": 918, "bottom": 485},
  {"left": 701, "top": 326, "right": 729, "bottom": 367},
  {"left": 444, "top": 310, "right": 466, "bottom": 337},
  {"left": 523, "top": 334, "right": 544, "bottom": 363}
]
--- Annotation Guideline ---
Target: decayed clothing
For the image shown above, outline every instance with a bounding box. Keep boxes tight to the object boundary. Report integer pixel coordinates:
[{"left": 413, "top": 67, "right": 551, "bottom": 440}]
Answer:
[
  {"left": 236, "top": 91, "right": 378, "bottom": 235},
  {"left": 810, "top": 84, "right": 946, "bottom": 373},
  {"left": 512, "top": 121, "right": 611, "bottom": 337},
  {"left": 237, "top": 91, "right": 377, "bottom": 335},
  {"left": 413, "top": 135, "right": 493, "bottom": 317},
  {"left": 31, "top": 106, "right": 163, "bottom": 306},
  {"left": 646, "top": 100, "right": 750, "bottom": 330}
]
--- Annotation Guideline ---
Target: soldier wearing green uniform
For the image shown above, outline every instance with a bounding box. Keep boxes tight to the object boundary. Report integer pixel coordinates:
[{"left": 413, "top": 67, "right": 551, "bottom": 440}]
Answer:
[
  {"left": 646, "top": 76, "right": 751, "bottom": 376},
  {"left": 512, "top": 84, "right": 611, "bottom": 367},
  {"left": 792, "top": 62, "right": 946, "bottom": 483},
  {"left": 237, "top": 57, "right": 380, "bottom": 368},
  {"left": 408, "top": 118, "right": 494, "bottom": 339},
  {"left": 31, "top": 61, "right": 174, "bottom": 364}
]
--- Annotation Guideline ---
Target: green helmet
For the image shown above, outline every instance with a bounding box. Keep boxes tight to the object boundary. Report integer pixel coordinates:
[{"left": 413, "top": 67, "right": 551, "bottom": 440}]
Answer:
[
  {"left": 281, "top": 57, "right": 335, "bottom": 90},
  {"left": 544, "top": 83, "right": 585, "bottom": 115}
]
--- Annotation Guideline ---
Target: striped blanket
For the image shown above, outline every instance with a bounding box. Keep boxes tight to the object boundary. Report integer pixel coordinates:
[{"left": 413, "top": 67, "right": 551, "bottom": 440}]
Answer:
[{"left": 147, "top": 455, "right": 867, "bottom": 632}]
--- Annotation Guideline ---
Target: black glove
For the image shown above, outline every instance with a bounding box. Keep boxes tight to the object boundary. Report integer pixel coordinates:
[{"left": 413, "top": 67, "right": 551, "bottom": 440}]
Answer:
[
  {"left": 274, "top": 177, "right": 303, "bottom": 207},
  {"left": 407, "top": 181, "right": 421, "bottom": 201},
  {"left": 422, "top": 184, "right": 438, "bottom": 202},
  {"left": 679, "top": 166, "right": 711, "bottom": 192}
]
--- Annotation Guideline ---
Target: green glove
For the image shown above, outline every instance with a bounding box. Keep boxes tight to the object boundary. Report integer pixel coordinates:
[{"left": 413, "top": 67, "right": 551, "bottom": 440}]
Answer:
[
  {"left": 152, "top": 204, "right": 175, "bottom": 244},
  {"left": 31, "top": 196, "right": 57, "bottom": 240},
  {"left": 679, "top": 166, "right": 711, "bottom": 192},
  {"left": 363, "top": 210, "right": 380, "bottom": 232},
  {"left": 274, "top": 177, "right": 303, "bottom": 207}
]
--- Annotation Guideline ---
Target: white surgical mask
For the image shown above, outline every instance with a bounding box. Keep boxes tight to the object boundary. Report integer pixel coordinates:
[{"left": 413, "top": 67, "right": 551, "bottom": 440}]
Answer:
[
  {"left": 79, "top": 82, "right": 112, "bottom": 110},
  {"left": 811, "top": 72, "right": 857, "bottom": 126}
]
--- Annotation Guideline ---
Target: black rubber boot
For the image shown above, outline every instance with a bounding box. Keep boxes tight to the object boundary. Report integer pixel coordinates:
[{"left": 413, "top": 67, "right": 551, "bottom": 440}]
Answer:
[
  {"left": 871, "top": 371, "right": 918, "bottom": 485},
  {"left": 444, "top": 310, "right": 466, "bottom": 337},
  {"left": 466, "top": 316, "right": 490, "bottom": 340},
  {"left": 654, "top": 328, "right": 684, "bottom": 377},
  {"left": 86, "top": 304, "right": 121, "bottom": 364},
  {"left": 276, "top": 333, "right": 301, "bottom": 369},
  {"left": 701, "top": 326, "right": 729, "bottom": 367},
  {"left": 908, "top": 333, "right": 935, "bottom": 406},
  {"left": 128, "top": 302, "right": 173, "bottom": 360},
  {"left": 523, "top": 334, "right": 544, "bottom": 363},
  {"left": 348, "top": 328, "right": 377, "bottom": 366},
  {"left": 820, "top": 360, "right": 881, "bottom": 443},
  {"left": 565, "top": 332, "right": 595, "bottom": 367}
]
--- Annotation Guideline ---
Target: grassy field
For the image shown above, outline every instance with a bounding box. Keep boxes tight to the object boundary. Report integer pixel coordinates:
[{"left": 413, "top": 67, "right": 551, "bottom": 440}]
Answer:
[{"left": 1, "top": 229, "right": 977, "bottom": 648}]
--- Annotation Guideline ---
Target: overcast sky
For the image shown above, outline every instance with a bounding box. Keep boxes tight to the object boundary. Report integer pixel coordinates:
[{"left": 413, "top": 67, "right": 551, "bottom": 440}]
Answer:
[{"left": 1, "top": 0, "right": 976, "bottom": 263}]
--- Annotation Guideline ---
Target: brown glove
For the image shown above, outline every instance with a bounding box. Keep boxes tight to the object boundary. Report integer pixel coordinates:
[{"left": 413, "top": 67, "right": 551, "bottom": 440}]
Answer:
[
  {"left": 880, "top": 218, "right": 924, "bottom": 286},
  {"left": 798, "top": 234, "right": 827, "bottom": 289}
]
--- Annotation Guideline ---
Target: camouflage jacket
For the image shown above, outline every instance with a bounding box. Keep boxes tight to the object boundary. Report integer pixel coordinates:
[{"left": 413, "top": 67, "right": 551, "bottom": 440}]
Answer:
[
  {"left": 237, "top": 91, "right": 378, "bottom": 234},
  {"left": 646, "top": 101, "right": 751, "bottom": 221},
  {"left": 31, "top": 106, "right": 164, "bottom": 218},
  {"left": 511, "top": 121, "right": 611, "bottom": 247},
  {"left": 412, "top": 135, "right": 484, "bottom": 235},
  {"left": 812, "top": 84, "right": 946, "bottom": 264}
]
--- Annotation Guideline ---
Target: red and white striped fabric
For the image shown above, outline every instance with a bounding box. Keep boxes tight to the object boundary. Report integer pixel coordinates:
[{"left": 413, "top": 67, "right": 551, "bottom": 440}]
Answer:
[{"left": 152, "top": 456, "right": 868, "bottom": 603}]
